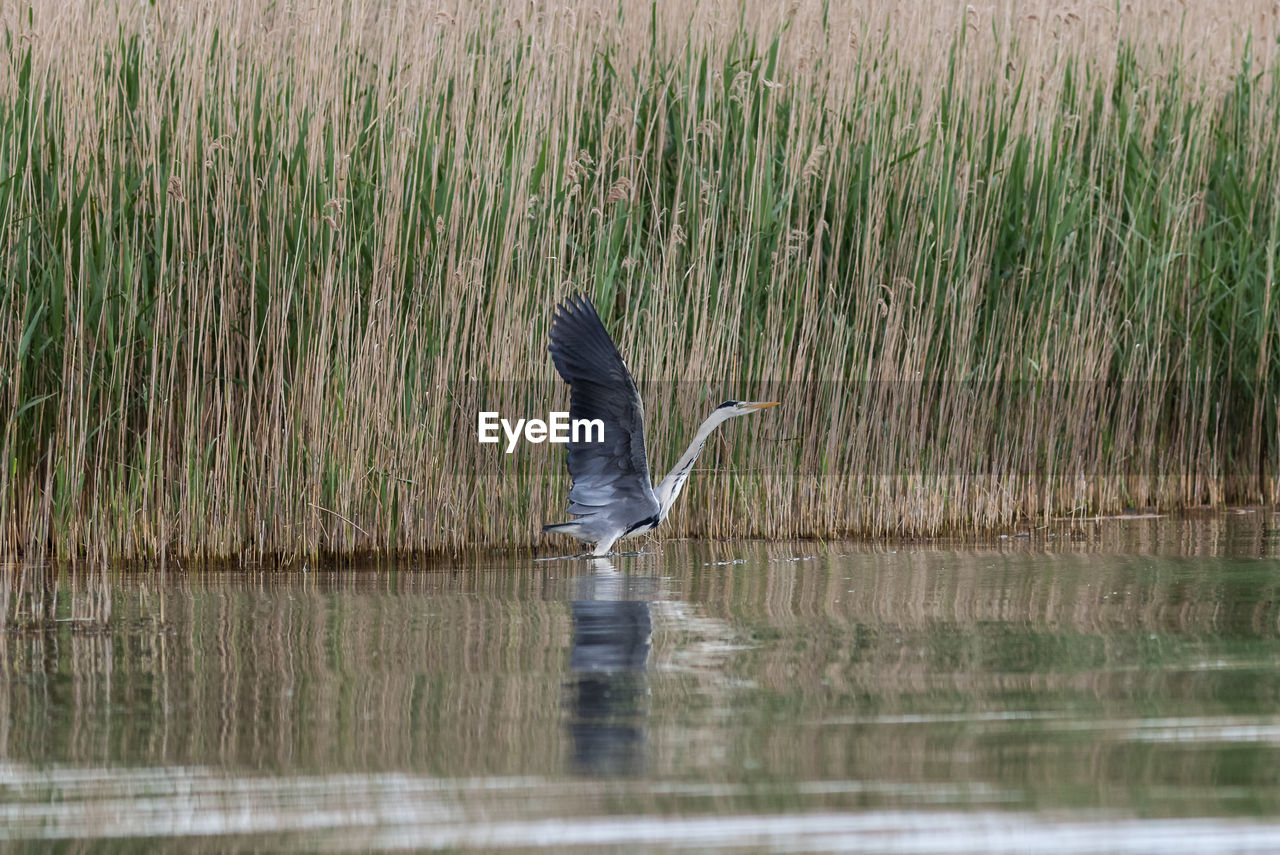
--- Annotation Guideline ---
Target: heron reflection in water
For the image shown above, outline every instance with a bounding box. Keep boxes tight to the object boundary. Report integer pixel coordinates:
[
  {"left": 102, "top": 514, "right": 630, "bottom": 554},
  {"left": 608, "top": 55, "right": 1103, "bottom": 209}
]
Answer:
[{"left": 566, "top": 557, "right": 657, "bottom": 777}]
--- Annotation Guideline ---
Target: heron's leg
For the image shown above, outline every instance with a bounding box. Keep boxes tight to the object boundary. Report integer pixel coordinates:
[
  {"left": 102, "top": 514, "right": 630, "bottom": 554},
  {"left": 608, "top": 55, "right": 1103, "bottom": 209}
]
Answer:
[{"left": 590, "top": 534, "right": 620, "bottom": 556}]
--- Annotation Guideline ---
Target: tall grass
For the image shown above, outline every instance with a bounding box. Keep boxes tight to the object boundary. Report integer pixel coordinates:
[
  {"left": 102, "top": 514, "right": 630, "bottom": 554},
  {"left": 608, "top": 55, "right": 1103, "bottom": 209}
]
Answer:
[{"left": 1, "top": 1, "right": 1277, "bottom": 563}]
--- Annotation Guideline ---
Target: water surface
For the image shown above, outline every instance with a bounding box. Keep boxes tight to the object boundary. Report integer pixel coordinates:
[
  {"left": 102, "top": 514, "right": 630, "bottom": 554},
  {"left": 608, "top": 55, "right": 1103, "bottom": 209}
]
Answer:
[{"left": 3, "top": 514, "right": 1280, "bottom": 851}]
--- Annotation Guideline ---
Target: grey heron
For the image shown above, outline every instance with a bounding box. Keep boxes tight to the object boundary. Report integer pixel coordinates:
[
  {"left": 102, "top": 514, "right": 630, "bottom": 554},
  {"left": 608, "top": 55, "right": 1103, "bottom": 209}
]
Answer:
[{"left": 542, "top": 294, "right": 778, "bottom": 555}]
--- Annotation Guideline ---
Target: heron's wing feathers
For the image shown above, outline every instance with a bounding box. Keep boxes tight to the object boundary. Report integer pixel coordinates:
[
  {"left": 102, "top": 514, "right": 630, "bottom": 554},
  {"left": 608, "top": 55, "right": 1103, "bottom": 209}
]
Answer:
[{"left": 548, "top": 295, "right": 659, "bottom": 519}]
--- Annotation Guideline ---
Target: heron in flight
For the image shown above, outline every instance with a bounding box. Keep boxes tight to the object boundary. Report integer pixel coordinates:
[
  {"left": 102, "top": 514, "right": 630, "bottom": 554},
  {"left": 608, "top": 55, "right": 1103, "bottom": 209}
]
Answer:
[{"left": 542, "top": 294, "right": 778, "bottom": 555}]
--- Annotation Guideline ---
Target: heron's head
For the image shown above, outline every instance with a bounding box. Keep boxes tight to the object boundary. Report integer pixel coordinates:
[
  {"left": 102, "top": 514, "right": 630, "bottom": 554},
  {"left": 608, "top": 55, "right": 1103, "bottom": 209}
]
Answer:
[{"left": 716, "top": 400, "right": 780, "bottom": 419}]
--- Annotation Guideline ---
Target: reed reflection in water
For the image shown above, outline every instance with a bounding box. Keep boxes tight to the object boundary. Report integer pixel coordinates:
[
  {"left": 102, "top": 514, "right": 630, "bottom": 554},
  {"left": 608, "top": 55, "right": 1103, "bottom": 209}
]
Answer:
[{"left": 1, "top": 513, "right": 1279, "bottom": 850}]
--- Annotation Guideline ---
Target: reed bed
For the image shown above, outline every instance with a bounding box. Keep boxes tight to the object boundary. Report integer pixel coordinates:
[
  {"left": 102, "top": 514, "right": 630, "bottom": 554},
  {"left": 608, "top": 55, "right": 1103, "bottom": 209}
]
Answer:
[{"left": 1, "top": 0, "right": 1277, "bottom": 563}]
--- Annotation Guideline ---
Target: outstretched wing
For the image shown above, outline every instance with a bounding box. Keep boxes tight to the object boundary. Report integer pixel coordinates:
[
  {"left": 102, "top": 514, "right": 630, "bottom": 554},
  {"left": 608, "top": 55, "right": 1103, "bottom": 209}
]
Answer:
[{"left": 547, "top": 295, "right": 660, "bottom": 520}]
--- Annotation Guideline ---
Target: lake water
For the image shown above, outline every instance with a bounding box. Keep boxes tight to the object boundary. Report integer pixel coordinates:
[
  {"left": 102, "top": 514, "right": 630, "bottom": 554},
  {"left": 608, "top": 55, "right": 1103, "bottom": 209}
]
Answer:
[{"left": 2, "top": 513, "right": 1279, "bottom": 852}]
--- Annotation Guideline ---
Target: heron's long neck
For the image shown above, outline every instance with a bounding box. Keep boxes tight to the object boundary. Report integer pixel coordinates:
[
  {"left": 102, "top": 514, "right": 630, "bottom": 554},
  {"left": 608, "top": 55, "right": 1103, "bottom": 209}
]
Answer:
[{"left": 653, "top": 410, "right": 731, "bottom": 519}]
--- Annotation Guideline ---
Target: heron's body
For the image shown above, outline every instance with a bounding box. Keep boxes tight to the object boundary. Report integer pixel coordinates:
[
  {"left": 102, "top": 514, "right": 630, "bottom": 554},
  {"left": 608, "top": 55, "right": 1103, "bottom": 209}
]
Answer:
[{"left": 542, "top": 295, "right": 777, "bottom": 555}]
